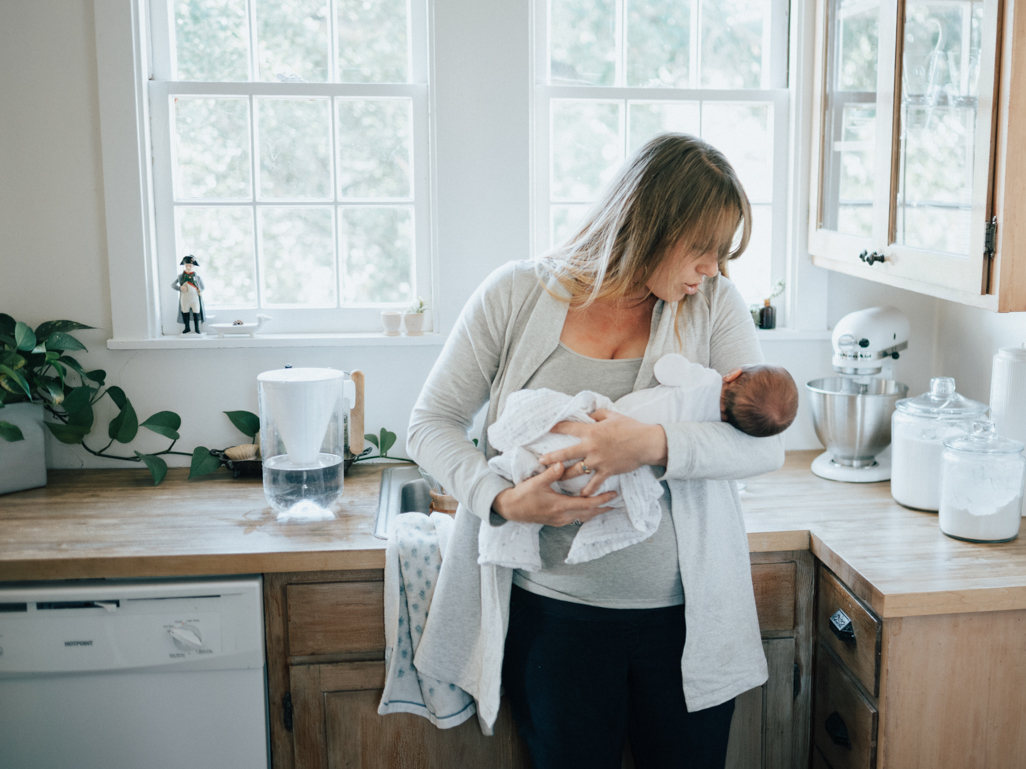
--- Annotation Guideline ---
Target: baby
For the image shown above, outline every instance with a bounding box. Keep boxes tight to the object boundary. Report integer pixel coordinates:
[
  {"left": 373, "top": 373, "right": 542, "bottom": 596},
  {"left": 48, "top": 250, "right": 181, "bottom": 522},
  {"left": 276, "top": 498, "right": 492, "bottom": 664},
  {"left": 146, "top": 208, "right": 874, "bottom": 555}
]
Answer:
[{"left": 480, "top": 354, "right": 798, "bottom": 570}]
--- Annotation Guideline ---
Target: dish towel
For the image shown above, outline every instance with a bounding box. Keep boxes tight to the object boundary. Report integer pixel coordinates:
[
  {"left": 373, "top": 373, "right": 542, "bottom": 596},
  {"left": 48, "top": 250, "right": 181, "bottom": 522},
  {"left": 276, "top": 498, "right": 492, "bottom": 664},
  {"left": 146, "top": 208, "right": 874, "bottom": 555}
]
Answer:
[
  {"left": 480, "top": 388, "right": 664, "bottom": 570},
  {"left": 379, "top": 512, "right": 477, "bottom": 728}
]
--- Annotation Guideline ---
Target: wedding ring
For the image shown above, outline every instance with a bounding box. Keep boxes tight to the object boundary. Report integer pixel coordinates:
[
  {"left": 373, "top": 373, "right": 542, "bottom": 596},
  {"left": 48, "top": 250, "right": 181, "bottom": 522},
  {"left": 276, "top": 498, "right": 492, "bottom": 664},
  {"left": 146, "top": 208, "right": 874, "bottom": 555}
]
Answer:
[
  {"left": 580, "top": 462, "right": 592, "bottom": 475},
  {"left": 572, "top": 519, "right": 582, "bottom": 526}
]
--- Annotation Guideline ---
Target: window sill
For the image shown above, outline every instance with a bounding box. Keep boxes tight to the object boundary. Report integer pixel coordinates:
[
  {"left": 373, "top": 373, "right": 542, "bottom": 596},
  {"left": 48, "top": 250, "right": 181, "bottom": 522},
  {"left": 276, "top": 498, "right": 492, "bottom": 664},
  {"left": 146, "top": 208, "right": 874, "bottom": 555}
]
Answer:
[{"left": 106, "top": 332, "right": 448, "bottom": 351}]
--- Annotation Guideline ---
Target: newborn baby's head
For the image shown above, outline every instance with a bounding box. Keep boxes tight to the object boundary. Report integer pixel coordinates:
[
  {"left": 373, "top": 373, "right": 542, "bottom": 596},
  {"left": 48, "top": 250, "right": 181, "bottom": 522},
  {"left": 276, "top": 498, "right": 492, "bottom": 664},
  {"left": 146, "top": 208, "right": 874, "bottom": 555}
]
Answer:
[{"left": 721, "top": 365, "right": 798, "bottom": 438}]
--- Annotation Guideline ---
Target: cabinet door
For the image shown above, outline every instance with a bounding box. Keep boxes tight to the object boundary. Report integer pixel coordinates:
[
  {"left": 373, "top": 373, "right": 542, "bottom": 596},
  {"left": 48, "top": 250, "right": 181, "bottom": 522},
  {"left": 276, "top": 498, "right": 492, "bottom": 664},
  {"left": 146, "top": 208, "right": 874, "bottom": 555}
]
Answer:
[
  {"left": 808, "top": 0, "right": 1001, "bottom": 299},
  {"left": 725, "top": 638, "right": 796, "bottom": 769},
  {"left": 289, "top": 661, "right": 531, "bottom": 769}
]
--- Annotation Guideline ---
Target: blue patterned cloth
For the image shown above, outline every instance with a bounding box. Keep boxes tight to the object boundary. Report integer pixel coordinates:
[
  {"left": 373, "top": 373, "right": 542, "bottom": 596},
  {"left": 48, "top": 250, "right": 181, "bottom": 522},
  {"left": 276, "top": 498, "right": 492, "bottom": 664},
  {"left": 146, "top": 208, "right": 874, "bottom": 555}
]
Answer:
[{"left": 378, "top": 512, "right": 476, "bottom": 728}]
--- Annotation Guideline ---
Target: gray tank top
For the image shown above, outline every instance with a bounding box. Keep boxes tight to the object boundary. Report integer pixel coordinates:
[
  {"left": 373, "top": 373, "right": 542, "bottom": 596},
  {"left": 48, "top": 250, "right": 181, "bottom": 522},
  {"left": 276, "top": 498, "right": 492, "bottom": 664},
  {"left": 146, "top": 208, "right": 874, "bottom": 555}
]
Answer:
[{"left": 510, "top": 343, "right": 683, "bottom": 609}]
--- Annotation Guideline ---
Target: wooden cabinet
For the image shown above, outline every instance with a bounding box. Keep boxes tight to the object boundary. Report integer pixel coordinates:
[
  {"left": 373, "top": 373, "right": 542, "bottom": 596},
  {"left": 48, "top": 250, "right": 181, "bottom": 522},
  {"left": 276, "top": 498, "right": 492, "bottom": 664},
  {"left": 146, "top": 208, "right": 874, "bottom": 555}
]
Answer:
[
  {"left": 807, "top": 0, "right": 1026, "bottom": 311},
  {"left": 812, "top": 563, "right": 1026, "bottom": 768},
  {"left": 265, "top": 555, "right": 814, "bottom": 769}
]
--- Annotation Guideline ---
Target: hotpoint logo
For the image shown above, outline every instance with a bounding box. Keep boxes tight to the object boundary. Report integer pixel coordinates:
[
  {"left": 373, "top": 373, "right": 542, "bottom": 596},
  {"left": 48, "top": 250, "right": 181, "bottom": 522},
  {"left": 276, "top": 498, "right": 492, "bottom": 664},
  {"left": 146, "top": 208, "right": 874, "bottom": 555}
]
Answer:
[{"left": 64, "top": 640, "right": 94, "bottom": 647}]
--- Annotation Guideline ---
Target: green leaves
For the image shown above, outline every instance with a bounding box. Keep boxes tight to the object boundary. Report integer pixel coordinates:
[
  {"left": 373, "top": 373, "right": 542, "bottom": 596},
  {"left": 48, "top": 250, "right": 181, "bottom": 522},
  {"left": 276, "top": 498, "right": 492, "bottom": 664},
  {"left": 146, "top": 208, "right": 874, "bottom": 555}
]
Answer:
[
  {"left": 34, "top": 320, "right": 92, "bottom": 339},
  {"left": 0, "top": 421, "right": 24, "bottom": 442},
  {"left": 45, "top": 422, "right": 90, "bottom": 444},
  {"left": 107, "top": 387, "right": 138, "bottom": 444},
  {"left": 135, "top": 452, "right": 168, "bottom": 485},
  {"left": 0, "top": 364, "right": 31, "bottom": 399},
  {"left": 45, "top": 332, "right": 87, "bottom": 353},
  {"left": 189, "top": 446, "right": 222, "bottom": 479},
  {"left": 141, "top": 411, "right": 181, "bottom": 440},
  {"left": 365, "top": 428, "right": 397, "bottom": 456},
  {"left": 14, "top": 322, "right": 36, "bottom": 352},
  {"left": 224, "top": 410, "right": 260, "bottom": 439}
]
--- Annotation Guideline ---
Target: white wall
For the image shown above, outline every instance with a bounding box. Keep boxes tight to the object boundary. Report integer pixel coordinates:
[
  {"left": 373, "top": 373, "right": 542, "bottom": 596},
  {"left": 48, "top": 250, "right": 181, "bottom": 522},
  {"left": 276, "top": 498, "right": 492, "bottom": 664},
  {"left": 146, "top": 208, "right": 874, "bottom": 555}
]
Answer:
[{"left": 3, "top": 0, "right": 971, "bottom": 472}]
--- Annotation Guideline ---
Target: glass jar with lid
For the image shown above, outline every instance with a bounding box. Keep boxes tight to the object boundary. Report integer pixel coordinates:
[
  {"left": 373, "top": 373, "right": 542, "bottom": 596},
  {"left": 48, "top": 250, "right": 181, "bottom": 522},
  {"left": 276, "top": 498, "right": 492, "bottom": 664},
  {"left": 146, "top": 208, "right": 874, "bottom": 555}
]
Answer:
[
  {"left": 939, "top": 422, "right": 1025, "bottom": 543},
  {"left": 890, "top": 377, "right": 987, "bottom": 511}
]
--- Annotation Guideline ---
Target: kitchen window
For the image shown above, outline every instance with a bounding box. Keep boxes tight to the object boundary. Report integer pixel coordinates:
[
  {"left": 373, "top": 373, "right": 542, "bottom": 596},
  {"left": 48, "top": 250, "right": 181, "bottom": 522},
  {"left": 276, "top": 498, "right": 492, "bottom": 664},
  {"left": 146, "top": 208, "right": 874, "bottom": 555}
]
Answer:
[
  {"left": 147, "top": 0, "right": 432, "bottom": 335},
  {"left": 533, "top": 0, "right": 793, "bottom": 310}
]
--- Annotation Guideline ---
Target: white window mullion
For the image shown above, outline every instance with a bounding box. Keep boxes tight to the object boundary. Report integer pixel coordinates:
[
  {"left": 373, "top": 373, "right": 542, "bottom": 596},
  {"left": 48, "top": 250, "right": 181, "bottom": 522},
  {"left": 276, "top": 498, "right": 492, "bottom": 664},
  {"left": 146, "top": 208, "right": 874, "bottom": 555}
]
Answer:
[
  {"left": 248, "top": 93, "right": 263, "bottom": 310},
  {"left": 691, "top": 0, "right": 701, "bottom": 89},
  {"left": 247, "top": 0, "right": 258, "bottom": 82}
]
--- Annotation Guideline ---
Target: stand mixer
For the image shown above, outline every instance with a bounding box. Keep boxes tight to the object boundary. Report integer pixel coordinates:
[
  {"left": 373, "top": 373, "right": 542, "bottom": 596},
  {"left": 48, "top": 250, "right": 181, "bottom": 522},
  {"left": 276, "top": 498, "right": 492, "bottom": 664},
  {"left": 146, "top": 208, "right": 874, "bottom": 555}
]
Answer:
[{"left": 807, "top": 307, "right": 911, "bottom": 482}]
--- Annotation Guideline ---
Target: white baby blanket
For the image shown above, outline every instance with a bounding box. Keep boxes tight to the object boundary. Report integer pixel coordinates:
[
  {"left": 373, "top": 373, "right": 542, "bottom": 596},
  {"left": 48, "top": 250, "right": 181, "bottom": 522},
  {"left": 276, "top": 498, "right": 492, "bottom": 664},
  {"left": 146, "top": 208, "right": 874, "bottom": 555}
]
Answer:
[
  {"left": 481, "top": 388, "right": 665, "bottom": 570},
  {"left": 379, "top": 512, "right": 477, "bottom": 728}
]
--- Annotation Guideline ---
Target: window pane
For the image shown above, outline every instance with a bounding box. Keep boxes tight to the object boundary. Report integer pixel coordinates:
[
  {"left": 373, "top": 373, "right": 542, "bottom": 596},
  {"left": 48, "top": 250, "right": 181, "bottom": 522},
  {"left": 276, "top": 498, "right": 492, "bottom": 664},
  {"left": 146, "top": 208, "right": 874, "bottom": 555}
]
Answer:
[
  {"left": 174, "top": 0, "right": 250, "bottom": 81},
  {"left": 341, "top": 206, "right": 414, "bottom": 303},
  {"left": 337, "top": 0, "right": 409, "bottom": 83},
  {"left": 551, "top": 204, "right": 592, "bottom": 247},
  {"left": 259, "top": 207, "right": 337, "bottom": 306},
  {"left": 896, "top": 0, "right": 982, "bottom": 254},
  {"left": 551, "top": 100, "right": 623, "bottom": 201},
  {"left": 257, "top": 97, "right": 332, "bottom": 200},
  {"left": 177, "top": 206, "right": 257, "bottom": 307},
  {"left": 627, "top": 0, "right": 692, "bottom": 87},
  {"left": 628, "top": 101, "right": 700, "bottom": 154},
  {"left": 835, "top": 104, "right": 875, "bottom": 237},
  {"left": 174, "top": 97, "right": 251, "bottom": 199},
  {"left": 700, "top": 0, "right": 767, "bottom": 88},
  {"left": 837, "top": 0, "right": 878, "bottom": 92},
  {"left": 701, "top": 103, "right": 772, "bottom": 203},
  {"left": 337, "top": 99, "right": 413, "bottom": 198},
  {"left": 550, "top": 0, "right": 617, "bottom": 85},
  {"left": 728, "top": 203, "right": 772, "bottom": 307},
  {"left": 255, "top": 0, "right": 330, "bottom": 83}
]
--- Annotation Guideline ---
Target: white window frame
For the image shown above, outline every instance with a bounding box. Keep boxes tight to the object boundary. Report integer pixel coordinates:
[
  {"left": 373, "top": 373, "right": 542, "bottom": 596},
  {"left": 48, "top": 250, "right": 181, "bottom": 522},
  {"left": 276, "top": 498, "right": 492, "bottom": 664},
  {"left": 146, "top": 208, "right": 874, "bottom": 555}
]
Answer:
[{"left": 531, "top": 0, "right": 829, "bottom": 335}]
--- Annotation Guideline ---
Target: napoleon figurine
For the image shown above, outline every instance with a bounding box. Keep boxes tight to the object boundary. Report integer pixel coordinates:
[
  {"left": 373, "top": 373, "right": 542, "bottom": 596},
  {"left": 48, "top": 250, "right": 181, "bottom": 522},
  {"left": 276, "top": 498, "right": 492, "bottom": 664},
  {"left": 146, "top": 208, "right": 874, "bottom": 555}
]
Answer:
[{"left": 171, "top": 255, "right": 205, "bottom": 334}]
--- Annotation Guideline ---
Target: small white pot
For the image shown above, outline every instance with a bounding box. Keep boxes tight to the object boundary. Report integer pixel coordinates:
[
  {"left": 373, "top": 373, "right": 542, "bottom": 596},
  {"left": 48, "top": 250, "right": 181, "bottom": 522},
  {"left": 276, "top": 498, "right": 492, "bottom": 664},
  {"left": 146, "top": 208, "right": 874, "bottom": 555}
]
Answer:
[
  {"left": 403, "top": 313, "right": 425, "bottom": 336},
  {"left": 0, "top": 402, "right": 47, "bottom": 495},
  {"left": 381, "top": 311, "right": 402, "bottom": 336}
]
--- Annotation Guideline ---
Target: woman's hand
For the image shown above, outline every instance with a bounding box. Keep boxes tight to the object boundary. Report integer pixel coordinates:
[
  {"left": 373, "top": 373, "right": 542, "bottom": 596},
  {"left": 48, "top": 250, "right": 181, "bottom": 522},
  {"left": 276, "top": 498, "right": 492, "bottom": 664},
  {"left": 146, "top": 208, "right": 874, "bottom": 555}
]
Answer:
[
  {"left": 537, "top": 410, "right": 668, "bottom": 497},
  {"left": 492, "top": 462, "right": 618, "bottom": 527}
]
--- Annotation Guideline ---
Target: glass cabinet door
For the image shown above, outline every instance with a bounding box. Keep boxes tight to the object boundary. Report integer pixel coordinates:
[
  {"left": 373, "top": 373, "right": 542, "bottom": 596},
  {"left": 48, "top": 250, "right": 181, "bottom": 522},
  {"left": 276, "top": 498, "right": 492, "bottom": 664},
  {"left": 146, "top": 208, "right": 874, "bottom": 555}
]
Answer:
[{"left": 808, "top": 0, "right": 1001, "bottom": 295}]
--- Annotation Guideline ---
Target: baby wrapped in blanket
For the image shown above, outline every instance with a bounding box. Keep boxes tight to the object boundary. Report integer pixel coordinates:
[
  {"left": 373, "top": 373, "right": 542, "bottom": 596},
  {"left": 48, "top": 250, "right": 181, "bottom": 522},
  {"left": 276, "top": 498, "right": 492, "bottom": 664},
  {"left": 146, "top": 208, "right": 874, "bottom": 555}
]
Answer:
[{"left": 479, "top": 354, "right": 797, "bottom": 570}]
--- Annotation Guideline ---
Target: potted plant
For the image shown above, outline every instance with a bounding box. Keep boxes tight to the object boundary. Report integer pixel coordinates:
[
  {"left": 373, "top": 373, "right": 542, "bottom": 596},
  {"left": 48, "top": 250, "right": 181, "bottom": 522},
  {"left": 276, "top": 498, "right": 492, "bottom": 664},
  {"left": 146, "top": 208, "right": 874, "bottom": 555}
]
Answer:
[
  {"left": 404, "top": 297, "right": 428, "bottom": 336},
  {"left": 0, "top": 313, "right": 242, "bottom": 491}
]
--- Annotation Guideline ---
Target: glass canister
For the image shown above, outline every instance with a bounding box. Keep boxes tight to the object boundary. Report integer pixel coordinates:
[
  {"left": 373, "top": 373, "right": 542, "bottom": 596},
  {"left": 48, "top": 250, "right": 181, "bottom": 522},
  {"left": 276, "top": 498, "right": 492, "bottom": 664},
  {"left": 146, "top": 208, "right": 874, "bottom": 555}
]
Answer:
[
  {"left": 939, "top": 422, "right": 1025, "bottom": 543},
  {"left": 890, "top": 377, "right": 987, "bottom": 511},
  {"left": 258, "top": 367, "right": 346, "bottom": 516}
]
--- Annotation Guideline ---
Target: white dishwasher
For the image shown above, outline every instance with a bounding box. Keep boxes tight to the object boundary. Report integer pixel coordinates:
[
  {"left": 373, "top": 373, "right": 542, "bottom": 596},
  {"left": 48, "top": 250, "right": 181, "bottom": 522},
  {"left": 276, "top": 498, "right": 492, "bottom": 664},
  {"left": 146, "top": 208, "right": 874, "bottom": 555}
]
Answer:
[{"left": 0, "top": 576, "right": 269, "bottom": 769}]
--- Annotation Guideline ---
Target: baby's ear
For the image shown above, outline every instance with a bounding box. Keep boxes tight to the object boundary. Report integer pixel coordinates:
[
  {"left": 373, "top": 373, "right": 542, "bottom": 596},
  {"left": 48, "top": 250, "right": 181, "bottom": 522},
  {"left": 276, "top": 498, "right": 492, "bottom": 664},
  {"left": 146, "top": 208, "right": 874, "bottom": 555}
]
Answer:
[{"left": 653, "top": 353, "right": 693, "bottom": 386}]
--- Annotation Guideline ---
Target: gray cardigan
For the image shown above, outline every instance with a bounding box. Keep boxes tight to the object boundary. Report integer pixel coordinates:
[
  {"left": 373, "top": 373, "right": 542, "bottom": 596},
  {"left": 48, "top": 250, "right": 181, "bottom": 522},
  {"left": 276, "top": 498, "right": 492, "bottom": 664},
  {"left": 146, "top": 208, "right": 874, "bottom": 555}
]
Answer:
[{"left": 407, "top": 260, "right": 784, "bottom": 732}]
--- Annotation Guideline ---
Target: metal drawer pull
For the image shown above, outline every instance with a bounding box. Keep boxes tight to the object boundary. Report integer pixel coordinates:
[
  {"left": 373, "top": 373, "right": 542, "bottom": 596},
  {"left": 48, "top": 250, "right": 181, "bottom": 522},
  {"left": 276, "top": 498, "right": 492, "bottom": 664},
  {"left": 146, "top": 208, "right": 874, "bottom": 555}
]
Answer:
[
  {"left": 858, "top": 250, "right": 885, "bottom": 265},
  {"left": 830, "top": 609, "right": 856, "bottom": 644},
  {"left": 825, "top": 712, "right": 852, "bottom": 749}
]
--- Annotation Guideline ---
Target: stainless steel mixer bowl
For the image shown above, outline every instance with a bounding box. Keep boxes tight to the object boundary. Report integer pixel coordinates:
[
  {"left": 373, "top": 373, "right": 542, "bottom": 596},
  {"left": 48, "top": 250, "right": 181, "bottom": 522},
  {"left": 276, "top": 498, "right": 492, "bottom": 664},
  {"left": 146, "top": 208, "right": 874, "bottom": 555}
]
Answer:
[{"left": 807, "top": 378, "right": 909, "bottom": 467}]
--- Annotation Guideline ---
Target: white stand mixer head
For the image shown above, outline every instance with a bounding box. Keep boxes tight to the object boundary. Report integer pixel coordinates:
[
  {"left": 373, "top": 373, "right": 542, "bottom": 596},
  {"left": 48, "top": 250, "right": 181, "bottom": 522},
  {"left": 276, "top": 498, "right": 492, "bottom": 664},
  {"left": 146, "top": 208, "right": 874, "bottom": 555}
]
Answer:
[{"left": 258, "top": 368, "right": 344, "bottom": 468}]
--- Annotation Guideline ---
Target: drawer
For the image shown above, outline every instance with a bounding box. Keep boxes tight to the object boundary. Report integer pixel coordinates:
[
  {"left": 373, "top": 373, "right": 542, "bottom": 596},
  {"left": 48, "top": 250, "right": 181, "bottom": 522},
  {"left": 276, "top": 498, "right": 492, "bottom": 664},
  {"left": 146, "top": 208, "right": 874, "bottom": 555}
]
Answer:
[
  {"left": 751, "top": 561, "right": 796, "bottom": 633},
  {"left": 817, "top": 567, "right": 881, "bottom": 696},
  {"left": 813, "top": 646, "right": 878, "bottom": 769},
  {"left": 287, "top": 581, "right": 385, "bottom": 657}
]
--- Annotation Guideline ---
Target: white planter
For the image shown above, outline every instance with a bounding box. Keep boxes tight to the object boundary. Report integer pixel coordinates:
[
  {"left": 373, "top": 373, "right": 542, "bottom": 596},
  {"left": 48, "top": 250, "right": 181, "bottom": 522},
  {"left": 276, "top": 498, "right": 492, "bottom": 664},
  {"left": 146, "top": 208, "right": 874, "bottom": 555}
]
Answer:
[
  {"left": 0, "top": 402, "right": 47, "bottom": 495},
  {"left": 381, "top": 311, "right": 402, "bottom": 336},
  {"left": 403, "top": 313, "right": 425, "bottom": 336}
]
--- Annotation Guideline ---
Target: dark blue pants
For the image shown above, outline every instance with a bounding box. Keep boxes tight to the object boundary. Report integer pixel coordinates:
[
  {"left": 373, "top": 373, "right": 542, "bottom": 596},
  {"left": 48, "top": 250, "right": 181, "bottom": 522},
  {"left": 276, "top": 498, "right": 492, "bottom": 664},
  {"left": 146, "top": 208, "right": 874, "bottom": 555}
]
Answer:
[{"left": 502, "top": 585, "right": 735, "bottom": 769}]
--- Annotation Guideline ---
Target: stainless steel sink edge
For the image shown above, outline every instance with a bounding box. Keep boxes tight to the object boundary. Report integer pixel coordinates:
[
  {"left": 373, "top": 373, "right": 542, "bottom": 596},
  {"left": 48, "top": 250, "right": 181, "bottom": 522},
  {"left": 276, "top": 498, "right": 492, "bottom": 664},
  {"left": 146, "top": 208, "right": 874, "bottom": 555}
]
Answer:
[{"left": 374, "top": 465, "right": 430, "bottom": 540}]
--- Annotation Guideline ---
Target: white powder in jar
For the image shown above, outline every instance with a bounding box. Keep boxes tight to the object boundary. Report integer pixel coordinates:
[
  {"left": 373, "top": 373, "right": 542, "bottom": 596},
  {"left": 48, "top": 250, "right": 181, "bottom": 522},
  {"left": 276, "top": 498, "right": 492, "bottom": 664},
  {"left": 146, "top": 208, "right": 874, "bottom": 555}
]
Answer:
[
  {"left": 891, "top": 433, "right": 945, "bottom": 511},
  {"left": 939, "top": 498, "right": 1022, "bottom": 541}
]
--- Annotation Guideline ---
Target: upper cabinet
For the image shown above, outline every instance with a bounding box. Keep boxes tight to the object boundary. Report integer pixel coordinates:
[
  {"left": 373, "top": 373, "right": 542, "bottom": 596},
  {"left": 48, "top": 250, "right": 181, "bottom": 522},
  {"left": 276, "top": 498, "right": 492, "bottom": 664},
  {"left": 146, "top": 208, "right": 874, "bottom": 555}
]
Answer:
[{"left": 808, "top": 0, "right": 1026, "bottom": 311}]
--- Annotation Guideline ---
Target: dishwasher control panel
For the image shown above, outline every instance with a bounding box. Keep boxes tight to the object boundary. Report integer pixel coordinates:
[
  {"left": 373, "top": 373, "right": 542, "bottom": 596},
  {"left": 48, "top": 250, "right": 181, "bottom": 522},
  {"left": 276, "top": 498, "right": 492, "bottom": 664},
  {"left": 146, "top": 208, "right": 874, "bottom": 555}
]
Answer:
[{"left": 0, "top": 577, "right": 264, "bottom": 674}]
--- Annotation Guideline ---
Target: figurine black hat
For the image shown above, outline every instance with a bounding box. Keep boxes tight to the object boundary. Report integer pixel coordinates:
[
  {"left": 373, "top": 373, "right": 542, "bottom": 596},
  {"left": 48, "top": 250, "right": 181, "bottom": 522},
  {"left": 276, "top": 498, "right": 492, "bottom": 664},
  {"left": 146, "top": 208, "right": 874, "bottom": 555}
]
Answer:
[{"left": 180, "top": 255, "right": 199, "bottom": 266}]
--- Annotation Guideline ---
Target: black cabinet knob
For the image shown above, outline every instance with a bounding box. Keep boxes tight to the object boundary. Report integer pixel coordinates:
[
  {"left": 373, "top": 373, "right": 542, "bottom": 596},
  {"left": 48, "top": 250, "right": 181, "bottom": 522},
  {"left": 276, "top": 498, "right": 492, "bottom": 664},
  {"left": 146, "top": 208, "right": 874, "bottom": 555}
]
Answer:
[
  {"left": 830, "top": 609, "right": 856, "bottom": 644},
  {"left": 825, "top": 711, "right": 852, "bottom": 749},
  {"left": 858, "top": 251, "right": 885, "bottom": 265}
]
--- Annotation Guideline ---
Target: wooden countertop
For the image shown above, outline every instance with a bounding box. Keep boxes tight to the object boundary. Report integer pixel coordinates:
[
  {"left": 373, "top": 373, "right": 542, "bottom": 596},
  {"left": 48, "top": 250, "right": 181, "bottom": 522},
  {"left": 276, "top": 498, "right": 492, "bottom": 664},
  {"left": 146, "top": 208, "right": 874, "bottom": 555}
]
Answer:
[{"left": 3, "top": 452, "right": 1026, "bottom": 619}]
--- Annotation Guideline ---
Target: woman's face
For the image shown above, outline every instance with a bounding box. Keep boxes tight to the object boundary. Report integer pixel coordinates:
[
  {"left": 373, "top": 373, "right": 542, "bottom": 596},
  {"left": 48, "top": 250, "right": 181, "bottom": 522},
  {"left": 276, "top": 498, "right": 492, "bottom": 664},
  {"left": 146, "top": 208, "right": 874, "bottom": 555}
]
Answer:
[{"left": 645, "top": 240, "right": 720, "bottom": 302}]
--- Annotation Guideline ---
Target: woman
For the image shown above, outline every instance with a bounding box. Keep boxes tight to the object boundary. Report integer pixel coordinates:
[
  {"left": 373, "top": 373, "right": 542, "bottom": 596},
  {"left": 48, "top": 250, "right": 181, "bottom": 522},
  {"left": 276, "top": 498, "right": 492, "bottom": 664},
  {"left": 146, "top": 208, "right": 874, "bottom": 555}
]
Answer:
[{"left": 407, "top": 134, "right": 784, "bottom": 768}]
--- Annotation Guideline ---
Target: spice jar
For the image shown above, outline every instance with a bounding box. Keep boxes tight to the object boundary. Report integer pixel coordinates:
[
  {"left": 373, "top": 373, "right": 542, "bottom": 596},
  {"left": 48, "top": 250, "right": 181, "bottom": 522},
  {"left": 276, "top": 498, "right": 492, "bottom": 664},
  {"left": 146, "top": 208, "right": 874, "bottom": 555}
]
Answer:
[
  {"left": 890, "top": 377, "right": 987, "bottom": 511},
  {"left": 939, "top": 421, "right": 1024, "bottom": 543}
]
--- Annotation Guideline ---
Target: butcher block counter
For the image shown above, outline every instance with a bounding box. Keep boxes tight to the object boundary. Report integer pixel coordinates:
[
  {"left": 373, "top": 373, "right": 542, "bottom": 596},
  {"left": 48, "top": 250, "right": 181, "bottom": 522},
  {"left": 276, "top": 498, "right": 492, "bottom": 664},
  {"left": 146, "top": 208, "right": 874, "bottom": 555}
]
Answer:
[
  {"left": 2, "top": 451, "right": 1026, "bottom": 621},
  {"left": 5, "top": 452, "right": 1026, "bottom": 768}
]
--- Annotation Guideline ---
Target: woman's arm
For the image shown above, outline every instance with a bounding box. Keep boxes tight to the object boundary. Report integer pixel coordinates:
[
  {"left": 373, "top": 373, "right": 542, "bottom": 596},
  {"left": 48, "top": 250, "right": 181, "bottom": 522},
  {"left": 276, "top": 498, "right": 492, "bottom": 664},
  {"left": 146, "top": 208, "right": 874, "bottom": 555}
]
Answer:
[{"left": 408, "top": 265, "right": 617, "bottom": 525}]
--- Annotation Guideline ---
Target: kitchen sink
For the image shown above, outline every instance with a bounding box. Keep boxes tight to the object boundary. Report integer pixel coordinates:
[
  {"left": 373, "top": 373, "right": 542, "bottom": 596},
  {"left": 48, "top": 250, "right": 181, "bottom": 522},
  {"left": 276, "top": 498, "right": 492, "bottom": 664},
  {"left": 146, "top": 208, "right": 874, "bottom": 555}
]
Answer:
[{"left": 374, "top": 465, "right": 433, "bottom": 539}]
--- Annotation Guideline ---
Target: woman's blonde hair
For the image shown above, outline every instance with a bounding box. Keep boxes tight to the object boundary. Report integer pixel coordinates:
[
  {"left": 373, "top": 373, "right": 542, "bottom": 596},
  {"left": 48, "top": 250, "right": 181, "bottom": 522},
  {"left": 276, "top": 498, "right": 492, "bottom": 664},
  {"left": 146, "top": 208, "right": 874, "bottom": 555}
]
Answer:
[{"left": 541, "top": 133, "right": 751, "bottom": 306}]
